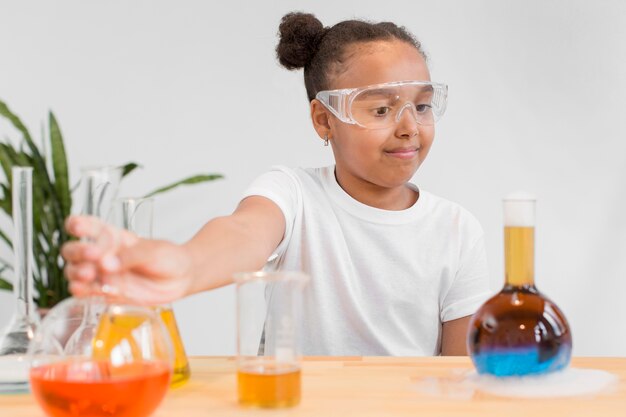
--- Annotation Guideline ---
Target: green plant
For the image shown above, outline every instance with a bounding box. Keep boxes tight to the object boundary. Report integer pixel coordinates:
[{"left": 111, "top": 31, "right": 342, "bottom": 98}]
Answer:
[{"left": 0, "top": 99, "right": 223, "bottom": 308}]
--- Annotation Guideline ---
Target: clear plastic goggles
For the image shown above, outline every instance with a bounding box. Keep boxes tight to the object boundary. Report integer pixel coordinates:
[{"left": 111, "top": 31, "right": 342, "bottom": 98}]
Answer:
[{"left": 316, "top": 81, "right": 448, "bottom": 129}]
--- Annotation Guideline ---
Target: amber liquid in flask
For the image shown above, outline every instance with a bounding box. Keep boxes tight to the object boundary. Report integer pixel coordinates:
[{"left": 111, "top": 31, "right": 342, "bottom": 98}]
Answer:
[
  {"left": 468, "top": 194, "right": 572, "bottom": 377},
  {"left": 158, "top": 306, "right": 190, "bottom": 387}
]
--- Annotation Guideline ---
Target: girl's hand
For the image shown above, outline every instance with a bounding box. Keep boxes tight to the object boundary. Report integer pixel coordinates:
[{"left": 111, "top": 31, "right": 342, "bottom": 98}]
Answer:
[{"left": 62, "top": 215, "right": 193, "bottom": 305}]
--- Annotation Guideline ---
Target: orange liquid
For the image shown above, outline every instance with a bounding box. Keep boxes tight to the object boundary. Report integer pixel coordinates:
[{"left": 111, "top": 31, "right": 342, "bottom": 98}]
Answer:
[
  {"left": 29, "top": 361, "right": 170, "bottom": 417},
  {"left": 237, "top": 364, "right": 301, "bottom": 408}
]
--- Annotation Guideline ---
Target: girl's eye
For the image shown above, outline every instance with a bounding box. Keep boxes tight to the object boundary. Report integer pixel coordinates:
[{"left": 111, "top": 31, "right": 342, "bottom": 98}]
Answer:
[
  {"left": 415, "top": 104, "right": 432, "bottom": 113},
  {"left": 374, "top": 107, "right": 391, "bottom": 116}
]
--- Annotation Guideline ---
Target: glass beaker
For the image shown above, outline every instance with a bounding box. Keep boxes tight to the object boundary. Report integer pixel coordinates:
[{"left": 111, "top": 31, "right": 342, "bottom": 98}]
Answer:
[
  {"left": 105, "top": 197, "right": 191, "bottom": 387},
  {"left": 235, "top": 271, "right": 308, "bottom": 408},
  {"left": 467, "top": 193, "right": 572, "bottom": 377},
  {"left": 0, "top": 167, "right": 39, "bottom": 392}
]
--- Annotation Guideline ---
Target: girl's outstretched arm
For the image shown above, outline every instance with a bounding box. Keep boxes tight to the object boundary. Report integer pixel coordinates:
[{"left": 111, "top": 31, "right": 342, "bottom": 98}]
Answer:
[
  {"left": 183, "top": 196, "right": 285, "bottom": 294},
  {"left": 62, "top": 195, "right": 285, "bottom": 304}
]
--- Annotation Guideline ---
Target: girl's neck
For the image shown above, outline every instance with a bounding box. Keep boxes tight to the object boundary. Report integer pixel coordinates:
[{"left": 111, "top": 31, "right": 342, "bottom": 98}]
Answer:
[{"left": 334, "top": 167, "right": 418, "bottom": 211}]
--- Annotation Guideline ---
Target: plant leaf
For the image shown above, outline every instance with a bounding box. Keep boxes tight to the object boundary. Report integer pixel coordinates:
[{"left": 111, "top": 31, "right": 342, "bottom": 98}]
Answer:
[
  {"left": 0, "top": 186, "right": 11, "bottom": 217},
  {"left": 120, "top": 162, "right": 142, "bottom": 178},
  {"left": 143, "top": 174, "right": 223, "bottom": 198},
  {"left": 0, "top": 99, "right": 69, "bottom": 308},
  {"left": 0, "top": 143, "right": 14, "bottom": 182},
  {"left": 49, "top": 112, "right": 71, "bottom": 218},
  {"left": 0, "top": 277, "right": 12, "bottom": 291},
  {"left": 0, "top": 99, "right": 35, "bottom": 145}
]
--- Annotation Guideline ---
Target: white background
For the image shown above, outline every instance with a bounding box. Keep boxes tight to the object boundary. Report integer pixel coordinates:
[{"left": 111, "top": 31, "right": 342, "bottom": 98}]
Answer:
[{"left": 0, "top": 0, "right": 624, "bottom": 356}]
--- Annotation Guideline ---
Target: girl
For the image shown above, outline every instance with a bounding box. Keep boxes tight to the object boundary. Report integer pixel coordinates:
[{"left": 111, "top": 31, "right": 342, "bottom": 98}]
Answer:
[{"left": 62, "top": 12, "right": 491, "bottom": 356}]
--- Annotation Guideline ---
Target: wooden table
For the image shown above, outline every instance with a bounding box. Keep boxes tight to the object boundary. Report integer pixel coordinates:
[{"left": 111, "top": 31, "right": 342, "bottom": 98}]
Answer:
[{"left": 2, "top": 357, "right": 625, "bottom": 417}]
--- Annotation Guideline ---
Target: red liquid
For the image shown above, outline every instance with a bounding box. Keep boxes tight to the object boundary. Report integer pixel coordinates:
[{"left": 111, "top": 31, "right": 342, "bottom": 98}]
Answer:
[{"left": 29, "top": 361, "right": 170, "bottom": 417}]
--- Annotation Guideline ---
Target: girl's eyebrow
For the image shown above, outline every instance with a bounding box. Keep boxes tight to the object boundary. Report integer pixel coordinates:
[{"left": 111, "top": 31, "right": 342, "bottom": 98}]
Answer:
[{"left": 412, "top": 86, "right": 435, "bottom": 99}]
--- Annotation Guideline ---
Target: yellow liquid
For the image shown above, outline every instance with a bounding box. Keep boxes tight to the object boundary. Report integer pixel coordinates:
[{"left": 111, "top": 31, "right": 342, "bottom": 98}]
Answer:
[
  {"left": 159, "top": 308, "right": 191, "bottom": 387},
  {"left": 504, "top": 226, "right": 534, "bottom": 286},
  {"left": 92, "top": 310, "right": 147, "bottom": 363},
  {"left": 93, "top": 306, "right": 191, "bottom": 387},
  {"left": 237, "top": 364, "right": 301, "bottom": 408}
]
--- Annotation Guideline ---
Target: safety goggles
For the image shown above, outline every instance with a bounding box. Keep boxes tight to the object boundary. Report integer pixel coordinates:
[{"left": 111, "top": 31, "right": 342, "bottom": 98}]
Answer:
[{"left": 316, "top": 81, "right": 448, "bottom": 129}]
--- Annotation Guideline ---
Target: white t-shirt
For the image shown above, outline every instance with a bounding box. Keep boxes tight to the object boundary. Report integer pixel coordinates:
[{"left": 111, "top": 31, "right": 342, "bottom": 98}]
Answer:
[{"left": 241, "top": 165, "right": 492, "bottom": 356}]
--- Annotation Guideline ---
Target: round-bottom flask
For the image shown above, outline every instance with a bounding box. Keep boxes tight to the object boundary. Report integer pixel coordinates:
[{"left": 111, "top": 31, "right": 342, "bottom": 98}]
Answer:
[
  {"left": 28, "top": 300, "right": 173, "bottom": 417},
  {"left": 468, "top": 194, "right": 572, "bottom": 377}
]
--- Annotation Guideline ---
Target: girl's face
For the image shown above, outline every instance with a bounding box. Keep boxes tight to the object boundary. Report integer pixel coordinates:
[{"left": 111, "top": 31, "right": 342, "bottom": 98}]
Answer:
[{"left": 314, "top": 40, "right": 434, "bottom": 192}]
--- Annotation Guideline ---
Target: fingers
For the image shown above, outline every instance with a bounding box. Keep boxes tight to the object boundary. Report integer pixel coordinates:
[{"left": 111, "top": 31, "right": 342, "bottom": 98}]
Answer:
[
  {"left": 68, "top": 280, "right": 96, "bottom": 298},
  {"left": 67, "top": 269, "right": 177, "bottom": 306},
  {"left": 105, "top": 271, "right": 185, "bottom": 305},
  {"left": 64, "top": 218, "right": 180, "bottom": 304},
  {"left": 64, "top": 215, "right": 140, "bottom": 272},
  {"left": 66, "top": 215, "right": 134, "bottom": 254},
  {"left": 61, "top": 241, "right": 102, "bottom": 263},
  {"left": 65, "top": 215, "right": 106, "bottom": 240},
  {"left": 64, "top": 262, "right": 98, "bottom": 283}
]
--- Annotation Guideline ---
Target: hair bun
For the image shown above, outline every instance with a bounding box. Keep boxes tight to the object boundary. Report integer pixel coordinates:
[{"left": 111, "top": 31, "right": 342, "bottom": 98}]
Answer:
[{"left": 276, "top": 12, "right": 326, "bottom": 70}]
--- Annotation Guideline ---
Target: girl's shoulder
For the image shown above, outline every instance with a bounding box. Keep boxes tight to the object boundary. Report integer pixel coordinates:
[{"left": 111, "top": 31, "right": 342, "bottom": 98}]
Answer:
[
  {"left": 413, "top": 188, "right": 484, "bottom": 234},
  {"left": 417, "top": 189, "right": 470, "bottom": 215},
  {"left": 254, "top": 165, "right": 333, "bottom": 189},
  {"left": 245, "top": 165, "right": 332, "bottom": 203}
]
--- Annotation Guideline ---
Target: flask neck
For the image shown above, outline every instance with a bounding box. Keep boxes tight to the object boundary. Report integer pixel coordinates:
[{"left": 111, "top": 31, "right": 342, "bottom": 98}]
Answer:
[
  {"left": 12, "top": 166, "right": 37, "bottom": 322},
  {"left": 504, "top": 226, "right": 535, "bottom": 287},
  {"left": 13, "top": 266, "right": 37, "bottom": 322}
]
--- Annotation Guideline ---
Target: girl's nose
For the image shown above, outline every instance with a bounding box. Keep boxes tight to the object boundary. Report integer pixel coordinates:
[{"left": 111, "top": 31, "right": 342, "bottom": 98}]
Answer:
[{"left": 395, "top": 103, "right": 419, "bottom": 136}]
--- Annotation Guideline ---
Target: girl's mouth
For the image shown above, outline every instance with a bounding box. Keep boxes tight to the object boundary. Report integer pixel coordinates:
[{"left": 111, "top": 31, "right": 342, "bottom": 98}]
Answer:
[{"left": 384, "top": 147, "right": 420, "bottom": 159}]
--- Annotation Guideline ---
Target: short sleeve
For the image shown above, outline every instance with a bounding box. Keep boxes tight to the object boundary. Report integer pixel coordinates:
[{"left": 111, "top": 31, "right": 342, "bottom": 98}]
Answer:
[
  {"left": 440, "top": 234, "right": 493, "bottom": 322},
  {"left": 240, "top": 166, "right": 301, "bottom": 259}
]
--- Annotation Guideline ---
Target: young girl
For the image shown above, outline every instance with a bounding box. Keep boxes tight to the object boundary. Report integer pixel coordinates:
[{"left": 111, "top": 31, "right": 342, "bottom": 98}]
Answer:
[{"left": 62, "top": 12, "right": 491, "bottom": 356}]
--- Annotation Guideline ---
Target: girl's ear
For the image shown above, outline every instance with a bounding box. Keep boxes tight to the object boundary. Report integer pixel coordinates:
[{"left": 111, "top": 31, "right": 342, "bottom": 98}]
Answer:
[{"left": 310, "top": 99, "right": 332, "bottom": 139}]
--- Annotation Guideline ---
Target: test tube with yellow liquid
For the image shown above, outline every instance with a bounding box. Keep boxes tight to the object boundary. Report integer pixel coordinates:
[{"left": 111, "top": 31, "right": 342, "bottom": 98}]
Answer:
[
  {"left": 94, "top": 197, "right": 191, "bottom": 387},
  {"left": 235, "top": 271, "right": 308, "bottom": 408}
]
